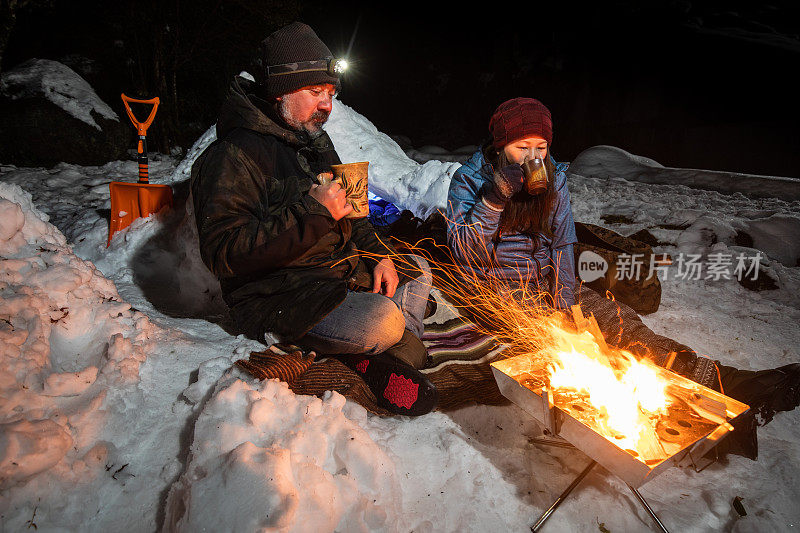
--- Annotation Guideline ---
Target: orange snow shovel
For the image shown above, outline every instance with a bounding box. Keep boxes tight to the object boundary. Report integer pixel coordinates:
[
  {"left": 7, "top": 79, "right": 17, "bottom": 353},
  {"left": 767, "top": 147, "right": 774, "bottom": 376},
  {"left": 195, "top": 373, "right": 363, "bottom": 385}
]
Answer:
[{"left": 107, "top": 94, "right": 173, "bottom": 246}]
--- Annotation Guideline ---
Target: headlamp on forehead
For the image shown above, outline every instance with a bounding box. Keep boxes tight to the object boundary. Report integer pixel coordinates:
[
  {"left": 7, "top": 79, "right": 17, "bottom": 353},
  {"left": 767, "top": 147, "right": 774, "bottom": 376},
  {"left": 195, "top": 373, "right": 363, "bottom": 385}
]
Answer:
[
  {"left": 330, "top": 58, "right": 348, "bottom": 75},
  {"left": 267, "top": 56, "right": 348, "bottom": 78}
]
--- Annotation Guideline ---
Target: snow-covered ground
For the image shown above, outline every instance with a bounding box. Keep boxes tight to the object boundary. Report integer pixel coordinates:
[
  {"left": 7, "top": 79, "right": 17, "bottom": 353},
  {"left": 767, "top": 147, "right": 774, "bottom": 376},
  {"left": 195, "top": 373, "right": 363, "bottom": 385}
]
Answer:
[
  {"left": 569, "top": 145, "right": 800, "bottom": 202},
  {"left": 1, "top": 98, "right": 799, "bottom": 532}
]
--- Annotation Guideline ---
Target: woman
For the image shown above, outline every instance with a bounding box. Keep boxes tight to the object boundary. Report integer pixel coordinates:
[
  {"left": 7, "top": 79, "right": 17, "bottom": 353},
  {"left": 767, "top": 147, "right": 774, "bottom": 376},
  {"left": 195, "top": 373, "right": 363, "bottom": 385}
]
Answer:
[
  {"left": 446, "top": 97, "right": 800, "bottom": 458},
  {"left": 446, "top": 97, "right": 576, "bottom": 311}
]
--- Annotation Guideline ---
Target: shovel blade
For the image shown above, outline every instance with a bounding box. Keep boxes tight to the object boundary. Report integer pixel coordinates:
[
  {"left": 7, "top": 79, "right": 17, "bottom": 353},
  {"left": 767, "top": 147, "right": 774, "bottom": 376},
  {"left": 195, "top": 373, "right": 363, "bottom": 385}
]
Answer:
[{"left": 107, "top": 182, "right": 173, "bottom": 246}]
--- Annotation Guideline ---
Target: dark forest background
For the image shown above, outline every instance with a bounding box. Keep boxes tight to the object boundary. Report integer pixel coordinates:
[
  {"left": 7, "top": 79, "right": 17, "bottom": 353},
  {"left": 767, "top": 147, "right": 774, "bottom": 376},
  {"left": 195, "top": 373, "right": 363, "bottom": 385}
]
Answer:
[{"left": 2, "top": 0, "right": 799, "bottom": 176}]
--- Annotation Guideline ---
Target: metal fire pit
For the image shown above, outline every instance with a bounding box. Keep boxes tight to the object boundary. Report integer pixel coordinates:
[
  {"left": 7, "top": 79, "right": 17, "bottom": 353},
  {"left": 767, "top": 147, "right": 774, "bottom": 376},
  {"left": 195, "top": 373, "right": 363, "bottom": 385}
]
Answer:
[
  {"left": 492, "top": 354, "right": 749, "bottom": 486},
  {"left": 491, "top": 352, "right": 750, "bottom": 532}
]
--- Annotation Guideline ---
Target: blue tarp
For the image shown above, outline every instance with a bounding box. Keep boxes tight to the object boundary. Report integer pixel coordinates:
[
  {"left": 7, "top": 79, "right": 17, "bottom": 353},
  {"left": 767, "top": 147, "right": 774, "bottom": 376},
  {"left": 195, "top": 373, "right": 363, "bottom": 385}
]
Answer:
[{"left": 368, "top": 198, "right": 402, "bottom": 227}]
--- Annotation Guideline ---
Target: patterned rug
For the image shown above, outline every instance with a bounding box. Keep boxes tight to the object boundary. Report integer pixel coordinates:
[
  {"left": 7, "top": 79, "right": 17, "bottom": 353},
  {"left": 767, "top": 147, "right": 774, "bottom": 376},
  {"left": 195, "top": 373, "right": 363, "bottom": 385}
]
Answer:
[{"left": 235, "top": 293, "right": 512, "bottom": 415}]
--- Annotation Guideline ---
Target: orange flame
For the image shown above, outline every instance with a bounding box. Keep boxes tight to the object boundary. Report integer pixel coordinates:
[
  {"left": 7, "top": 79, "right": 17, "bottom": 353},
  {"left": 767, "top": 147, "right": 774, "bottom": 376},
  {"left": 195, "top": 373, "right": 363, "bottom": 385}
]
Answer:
[{"left": 546, "top": 332, "right": 670, "bottom": 452}]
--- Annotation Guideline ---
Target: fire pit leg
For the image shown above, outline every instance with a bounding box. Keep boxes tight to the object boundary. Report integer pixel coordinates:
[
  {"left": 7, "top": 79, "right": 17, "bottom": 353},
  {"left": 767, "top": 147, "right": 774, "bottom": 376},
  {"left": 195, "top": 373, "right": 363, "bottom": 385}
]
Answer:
[
  {"left": 627, "top": 484, "right": 670, "bottom": 533},
  {"left": 531, "top": 460, "right": 597, "bottom": 532}
]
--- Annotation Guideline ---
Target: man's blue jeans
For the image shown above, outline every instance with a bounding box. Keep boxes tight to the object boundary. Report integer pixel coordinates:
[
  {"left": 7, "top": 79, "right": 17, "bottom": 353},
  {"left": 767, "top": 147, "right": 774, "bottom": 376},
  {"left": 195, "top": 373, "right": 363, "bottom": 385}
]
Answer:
[{"left": 299, "top": 255, "right": 432, "bottom": 361}]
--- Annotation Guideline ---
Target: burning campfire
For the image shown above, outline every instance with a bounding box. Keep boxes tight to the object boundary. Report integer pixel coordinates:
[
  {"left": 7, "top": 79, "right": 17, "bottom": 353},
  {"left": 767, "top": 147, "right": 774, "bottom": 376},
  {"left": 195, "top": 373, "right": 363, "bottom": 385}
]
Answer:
[
  {"left": 489, "top": 306, "right": 748, "bottom": 532},
  {"left": 491, "top": 303, "right": 748, "bottom": 478}
]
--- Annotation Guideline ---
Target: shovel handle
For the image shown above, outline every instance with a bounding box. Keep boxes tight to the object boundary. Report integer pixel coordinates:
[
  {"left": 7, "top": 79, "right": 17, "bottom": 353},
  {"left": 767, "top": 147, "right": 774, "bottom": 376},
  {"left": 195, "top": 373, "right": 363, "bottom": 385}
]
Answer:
[
  {"left": 121, "top": 94, "right": 160, "bottom": 136},
  {"left": 121, "top": 94, "right": 159, "bottom": 183},
  {"left": 137, "top": 136, "right": 150, "bottom": 183}
]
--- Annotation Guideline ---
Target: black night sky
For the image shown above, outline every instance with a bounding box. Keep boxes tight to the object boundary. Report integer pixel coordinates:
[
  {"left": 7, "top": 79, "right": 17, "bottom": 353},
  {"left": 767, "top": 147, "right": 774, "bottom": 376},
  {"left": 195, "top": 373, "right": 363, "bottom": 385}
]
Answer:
[{"left": 4, "top": 0, "right": 800, "bottom": 176}]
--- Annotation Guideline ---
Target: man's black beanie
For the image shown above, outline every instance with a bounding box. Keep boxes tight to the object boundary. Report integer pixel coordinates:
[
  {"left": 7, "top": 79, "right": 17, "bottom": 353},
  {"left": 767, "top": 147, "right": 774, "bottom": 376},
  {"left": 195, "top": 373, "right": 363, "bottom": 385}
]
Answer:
[{"left": 254, "top": 22, "right": 340, "bottom": 99}]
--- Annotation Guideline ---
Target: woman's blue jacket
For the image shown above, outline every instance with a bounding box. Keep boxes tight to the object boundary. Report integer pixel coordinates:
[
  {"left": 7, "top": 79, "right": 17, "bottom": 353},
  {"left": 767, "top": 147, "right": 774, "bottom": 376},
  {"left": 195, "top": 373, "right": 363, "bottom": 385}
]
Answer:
[{"left": 445, "top": 150, "right": 578, "bottom": 309}]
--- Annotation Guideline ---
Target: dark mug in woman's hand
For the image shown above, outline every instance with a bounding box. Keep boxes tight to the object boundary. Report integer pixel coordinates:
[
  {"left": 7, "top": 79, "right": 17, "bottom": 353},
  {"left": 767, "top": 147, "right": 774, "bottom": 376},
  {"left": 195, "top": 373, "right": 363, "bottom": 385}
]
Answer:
[{"left": 522, "top": 157, "right": 549, "bottom": 195}]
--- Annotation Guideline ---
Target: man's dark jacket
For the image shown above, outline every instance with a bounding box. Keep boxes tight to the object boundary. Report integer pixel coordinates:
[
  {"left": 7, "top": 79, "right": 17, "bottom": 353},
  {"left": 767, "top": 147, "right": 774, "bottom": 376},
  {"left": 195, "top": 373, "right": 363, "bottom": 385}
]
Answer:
[{"left": 190, "top": 76, "right": 396, "bottom": 342}]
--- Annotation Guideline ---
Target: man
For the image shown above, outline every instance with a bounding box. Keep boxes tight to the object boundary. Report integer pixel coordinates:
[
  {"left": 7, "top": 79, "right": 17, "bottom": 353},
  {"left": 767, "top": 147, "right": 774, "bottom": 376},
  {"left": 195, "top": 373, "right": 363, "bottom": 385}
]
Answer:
[{"left": 190, "top": 22, "right": 437, "bottom": 415}]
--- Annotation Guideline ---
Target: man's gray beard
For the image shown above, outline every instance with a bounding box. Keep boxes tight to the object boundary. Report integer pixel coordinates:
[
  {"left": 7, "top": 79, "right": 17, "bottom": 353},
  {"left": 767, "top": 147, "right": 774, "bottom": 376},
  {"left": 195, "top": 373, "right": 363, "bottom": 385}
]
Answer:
[
  {"left": 306, "top": 126, "right": 325, "bottom": 139},
  {"left": 278, "top": 100, "right": 327, "bottom": 138}
]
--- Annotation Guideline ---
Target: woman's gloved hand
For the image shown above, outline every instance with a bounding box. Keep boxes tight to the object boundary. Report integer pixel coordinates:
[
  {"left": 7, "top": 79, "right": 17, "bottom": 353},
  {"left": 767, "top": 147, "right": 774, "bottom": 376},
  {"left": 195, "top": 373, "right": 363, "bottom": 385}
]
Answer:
[{"left": 484, "top": 164, "right": 524, "bottom": 207}]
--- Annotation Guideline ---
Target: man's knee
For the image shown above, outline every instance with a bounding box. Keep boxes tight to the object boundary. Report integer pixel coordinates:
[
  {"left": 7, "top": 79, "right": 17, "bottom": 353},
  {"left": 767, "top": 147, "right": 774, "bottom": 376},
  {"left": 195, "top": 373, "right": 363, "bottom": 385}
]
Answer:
[
  {"left": 365, "top": 296, "right": 406, "bottom": 354},
  {"left": 409, "top": 254, "right": 433, "bottom": 287}
]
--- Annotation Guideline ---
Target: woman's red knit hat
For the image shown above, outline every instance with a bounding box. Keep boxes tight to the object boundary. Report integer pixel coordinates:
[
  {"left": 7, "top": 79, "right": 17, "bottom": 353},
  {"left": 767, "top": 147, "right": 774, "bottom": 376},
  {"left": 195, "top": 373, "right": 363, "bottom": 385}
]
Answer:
[{"left": 489, "top": 97, "right": 553, "bottom": 150}]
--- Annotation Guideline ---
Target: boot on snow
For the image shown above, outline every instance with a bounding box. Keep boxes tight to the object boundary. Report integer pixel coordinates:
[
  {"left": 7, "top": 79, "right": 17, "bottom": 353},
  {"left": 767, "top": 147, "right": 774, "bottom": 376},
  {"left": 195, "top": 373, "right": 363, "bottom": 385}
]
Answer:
[
  {"left": 707, "top": 410, "right": 759, "bottom": 461},
  {"left": 718, "top": 362, "right": 800, "bottom": 425},
  {"left": 340, "top": 352, "right": 438, "bottom": 416},
  {"left": 706, "top": 362, "right": 800, "bottom": 462}
]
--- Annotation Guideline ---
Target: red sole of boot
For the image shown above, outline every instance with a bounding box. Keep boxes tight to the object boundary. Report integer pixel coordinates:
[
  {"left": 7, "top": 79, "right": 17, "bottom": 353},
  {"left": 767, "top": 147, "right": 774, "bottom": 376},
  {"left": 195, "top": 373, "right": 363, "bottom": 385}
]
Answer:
[{"left": 383, "top": 372, "right": 420, "bottom": 409}]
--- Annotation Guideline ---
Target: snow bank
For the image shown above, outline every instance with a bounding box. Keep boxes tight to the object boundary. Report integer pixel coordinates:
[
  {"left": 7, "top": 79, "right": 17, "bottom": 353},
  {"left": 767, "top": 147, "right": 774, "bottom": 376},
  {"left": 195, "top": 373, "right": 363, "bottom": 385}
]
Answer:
[
  {"left": 673, "top": 213, "right": 800, "bottom": 267},
  {"left": 0, "top": 180, "right": 263, "bottom": 531},
  {"left": 168, "top": 126, "right": 217, "bottom": 187},
  {"left": 164, "top": 371, "right": 402, "bottom": 532},
  {"left": 100, "top": 195, "right": 227, "bottom": 321},
  {"left": 0, "top": 58, "right": 120, "bottom": 131},
  {"left": 0, "top": 157, "right": 227, "bottom": 323},
  {"left": 569, "top": 145, "right": 800, "bottom": 201},
  {"left": 0, "top": 182, "right": 154, "bottom": 491},
  {"left": 327, "top": 99, "right": 461, "bottom": 218}
]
